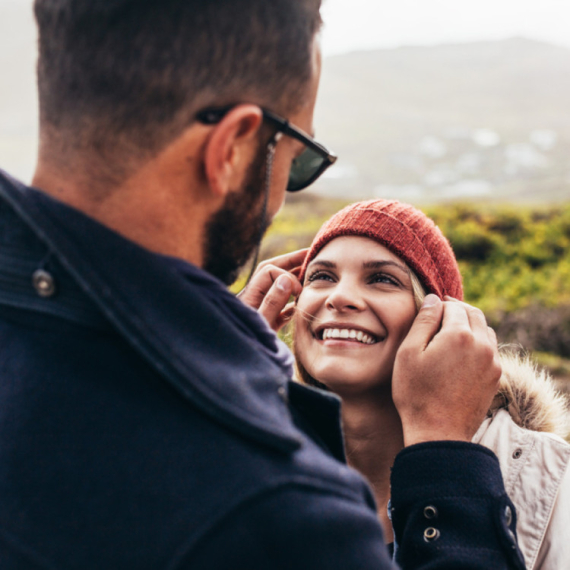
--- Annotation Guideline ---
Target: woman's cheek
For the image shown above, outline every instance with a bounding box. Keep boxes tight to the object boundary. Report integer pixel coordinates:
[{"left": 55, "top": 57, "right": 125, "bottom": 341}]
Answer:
[
  {"left": 296, "top": 289, "right": 324, "bottom": 318},
  {"left": 389, "top": 297, "right": 418, "bottom": 340}
]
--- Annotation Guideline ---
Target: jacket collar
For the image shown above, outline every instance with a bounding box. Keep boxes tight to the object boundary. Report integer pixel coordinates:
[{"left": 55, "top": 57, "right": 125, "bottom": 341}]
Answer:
[
  {"left": 0, "top": 171, "right": 320, "bottom": 453},
  {"left": 475, "top": 352, "right": 570, "bottom": 568},
  {"left": 474, "top": 409, "right": 570, "bottom": 569},
  {"left": 490, "top": 352, "right": 570, "bottom": 439}
]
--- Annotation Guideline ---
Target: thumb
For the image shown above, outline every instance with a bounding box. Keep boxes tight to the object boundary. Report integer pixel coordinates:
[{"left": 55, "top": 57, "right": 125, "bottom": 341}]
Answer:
[{"left": 403, "top": 295, "right": 444, "bottom": 351}]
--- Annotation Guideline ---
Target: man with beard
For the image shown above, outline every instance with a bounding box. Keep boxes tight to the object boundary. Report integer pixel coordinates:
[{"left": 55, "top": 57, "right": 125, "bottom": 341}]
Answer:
[{"left": 0, "top": 1, "right": 525, "bottom": 569}]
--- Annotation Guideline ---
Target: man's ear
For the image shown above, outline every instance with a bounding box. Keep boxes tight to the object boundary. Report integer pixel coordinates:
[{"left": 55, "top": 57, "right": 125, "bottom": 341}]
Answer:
[{"left": 203, "top": 105, "right": 264, "bottom": 199}]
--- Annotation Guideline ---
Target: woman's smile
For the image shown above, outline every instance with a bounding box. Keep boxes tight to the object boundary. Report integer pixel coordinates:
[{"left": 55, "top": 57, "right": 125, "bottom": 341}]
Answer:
[
  {"left": 294, "top": 236, "right": 418, "bottom": 396},
  {"left": 314, "top": 323, "right": 383, "bottom": 345}
]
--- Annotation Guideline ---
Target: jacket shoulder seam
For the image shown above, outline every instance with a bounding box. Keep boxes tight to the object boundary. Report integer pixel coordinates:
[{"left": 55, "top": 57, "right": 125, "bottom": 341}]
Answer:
[{"left": 167, "top": 476, "right": 369, "bottom": 569}]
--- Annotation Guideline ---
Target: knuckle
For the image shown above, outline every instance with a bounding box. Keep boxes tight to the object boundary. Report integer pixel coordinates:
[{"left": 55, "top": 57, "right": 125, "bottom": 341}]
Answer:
[
  {"left": 258, "top": 261, "right": 278, "bottom": 275},
  {"left": 414, "top": 311, "right": 437, "bottom": 326},
  {"left": 264, "top": 264, "right": 281, "bottom": 276},
  {"left": 251, "top": 284, "right": 270, "bottom": 301},
  {"left": 264, "top": 295, "right": 281, "bottom": 309},
  {"left": 471, "top": 307, "right": 486, "bottom": 322},
  {"left": 492, "top": 360, "right": 503, "bottom": 380},
  {"left": 479, "top": 343, "right": 495, "bottom": 362},
  {"left": 455, "top": 329, "right": 474, "bottom": 347}
]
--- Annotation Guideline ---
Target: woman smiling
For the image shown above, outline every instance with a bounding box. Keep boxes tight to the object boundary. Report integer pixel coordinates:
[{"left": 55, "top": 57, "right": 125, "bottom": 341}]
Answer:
[
  {"left": 296, "top": 236, "right": 423, "bottom": 395},
  {"left": 246, "top": 199, "right": 570, "bottom": 569},
  {"left": 292, "top": 200, "right": 570, "bottom": 568},
  {"left": 293, "top": 200, "right": 464, "bottom": 544}
]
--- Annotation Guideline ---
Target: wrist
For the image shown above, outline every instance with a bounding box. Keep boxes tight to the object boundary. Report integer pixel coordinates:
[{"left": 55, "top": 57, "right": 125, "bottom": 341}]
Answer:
[{"left": 403, "top": 428, "right": 472, "bottom": 447}]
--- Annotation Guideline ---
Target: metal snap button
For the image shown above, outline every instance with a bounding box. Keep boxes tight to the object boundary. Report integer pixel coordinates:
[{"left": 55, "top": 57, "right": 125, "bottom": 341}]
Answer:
[
  {"left": 512, "top": 448, "right": 523, "bottom": 459},
  {"left": 504, "top": 505, "right": 512, "bottom": 527},
  {"left": 424, "top": 527, "right": 440, "bottom": 542},
  {"left": 277, "top": 386, "right": 288, "bottom": 404},
  {"left": 32, "top": 269, "right": 56, "bottom": 298},
  {"left": 424, "top": 506, "right": 438, "bottom": 520}
]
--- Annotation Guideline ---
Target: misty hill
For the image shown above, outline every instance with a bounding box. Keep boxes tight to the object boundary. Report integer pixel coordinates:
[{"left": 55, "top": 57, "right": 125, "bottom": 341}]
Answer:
[
  {"left": 1, "top": 7, "right": 570, "bottom": 203},
  {"left": 313, "top": 38, "right": 570, "bottom": 203}
]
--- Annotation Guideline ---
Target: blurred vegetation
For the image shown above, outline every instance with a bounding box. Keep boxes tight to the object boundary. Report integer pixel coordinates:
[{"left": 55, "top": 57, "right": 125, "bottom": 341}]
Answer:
[
  {"left": 242, "top": 195, "right": 570, "bottom": 383},
  {"left": 424, "top": 203, "right": 570, "bottom": 315}
]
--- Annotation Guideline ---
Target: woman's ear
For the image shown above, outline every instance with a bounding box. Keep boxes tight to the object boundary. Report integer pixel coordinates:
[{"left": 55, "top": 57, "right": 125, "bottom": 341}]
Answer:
[{"left": 203, "top": 105, "right": 264, "bottom": 199}]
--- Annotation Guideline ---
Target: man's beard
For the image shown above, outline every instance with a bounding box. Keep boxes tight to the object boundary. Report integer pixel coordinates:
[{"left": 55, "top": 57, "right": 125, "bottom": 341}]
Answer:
[{"left": 203, "top": 145, "right": 270, "bottom": 286}]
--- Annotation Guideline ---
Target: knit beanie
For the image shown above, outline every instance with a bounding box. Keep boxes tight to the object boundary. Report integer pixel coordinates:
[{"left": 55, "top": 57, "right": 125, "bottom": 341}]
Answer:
[{"left": 298, "top": 199, "right": 463, "bottom": 300}]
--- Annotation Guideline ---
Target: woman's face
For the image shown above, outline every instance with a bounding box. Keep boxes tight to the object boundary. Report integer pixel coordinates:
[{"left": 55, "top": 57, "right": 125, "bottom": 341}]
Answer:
[{"left": 295, "top": 236, "right": 418, "bottom": 396}]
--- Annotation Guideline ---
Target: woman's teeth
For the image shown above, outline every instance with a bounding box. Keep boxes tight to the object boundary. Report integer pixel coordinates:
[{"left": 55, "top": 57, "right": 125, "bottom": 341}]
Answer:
[{"left": 321, "top": 328, "right": 377, "bottom": 344}]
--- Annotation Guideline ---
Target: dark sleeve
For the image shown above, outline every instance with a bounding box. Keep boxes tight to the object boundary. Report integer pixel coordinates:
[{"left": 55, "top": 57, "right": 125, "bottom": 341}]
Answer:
[
  {"left": 390, "top": 441, "right": 527, "bottom": 570},
  {"left": 181, "top": 443, "right": 526, "bottom": 570},
  {"left": 183, "top": 485, "right": 396, "bottom": 570}
]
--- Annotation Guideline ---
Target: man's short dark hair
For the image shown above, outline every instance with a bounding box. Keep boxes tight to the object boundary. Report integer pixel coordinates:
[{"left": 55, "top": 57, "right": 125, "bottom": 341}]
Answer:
[{"left": 35, "top": 0, "right": 322, "bottom": 161}]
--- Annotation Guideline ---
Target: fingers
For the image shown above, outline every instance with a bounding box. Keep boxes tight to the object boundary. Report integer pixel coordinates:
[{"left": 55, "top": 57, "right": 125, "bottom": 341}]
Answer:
[
  {"left": 277, "top": 302, "right": 296, "bottom": 328},
  {"left": 238, "top": 249, "right": 308, "bottom": 329},
  {"left": 401, "top": 294, "right": 444, "bottom": 351},
  {"left": 395, "top": 295, "right": 503, "bottom": 446},
  {"left": 258, "top": 274, "right": 297, "bottom": 331},
  {"left": 440, "top": 299, "right": 471, "bottom": 332},
  {"left": 239, "top": 264, "right": 302, "bottom": 310},
  {"left": 443, "top": 296, "right": 501, "bottom": 381},
  {"left": 257, "top": 249, "right": 308, "bottom": 272},
  {"left": 443, "top": 296, "right": 487, "bottom": 333},
  {"left": 443, "top": 296, "right": 494, "bottom": 347},
  {"left": 487, "top": 326, "right": 501, "bottom": 372}
]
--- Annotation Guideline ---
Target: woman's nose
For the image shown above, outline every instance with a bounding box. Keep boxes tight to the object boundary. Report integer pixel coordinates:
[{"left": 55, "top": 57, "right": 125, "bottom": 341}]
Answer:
[{"left": 325, "top": 281, "right": 366, "bottom": 312}]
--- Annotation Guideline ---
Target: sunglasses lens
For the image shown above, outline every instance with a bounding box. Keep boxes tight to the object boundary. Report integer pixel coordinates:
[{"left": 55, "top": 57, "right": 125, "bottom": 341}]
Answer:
[{"left": 287, "top": 147, "right": 327, "bottom": 192}]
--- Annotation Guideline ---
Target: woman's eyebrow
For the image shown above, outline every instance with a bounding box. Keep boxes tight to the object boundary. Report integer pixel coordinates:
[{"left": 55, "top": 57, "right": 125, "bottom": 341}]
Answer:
[
  {"left": 307, "top": 260, "right": 336, "bottom": 269},
  {"left": 362, "top": 260, "right": 408, "bottom": 274}
]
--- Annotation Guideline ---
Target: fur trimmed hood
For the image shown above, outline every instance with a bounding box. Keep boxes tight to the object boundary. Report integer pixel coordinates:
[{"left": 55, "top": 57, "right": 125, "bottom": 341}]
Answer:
[
  {"left": 489, "top": 351, "right": 570, "bottom": 440},
  {"left": 476, "top": 354, "right": 570, "bottom": 570}
]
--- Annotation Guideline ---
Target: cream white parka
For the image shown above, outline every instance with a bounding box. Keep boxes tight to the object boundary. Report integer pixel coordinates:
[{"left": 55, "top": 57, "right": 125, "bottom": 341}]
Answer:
[{"left": 473, "top": 353, "right": 570, "bottom": 570}]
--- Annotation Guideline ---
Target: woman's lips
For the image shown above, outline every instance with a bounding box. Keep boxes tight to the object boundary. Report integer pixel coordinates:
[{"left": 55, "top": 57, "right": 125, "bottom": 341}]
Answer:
[{"left": 315, "top": 326, "right": 383, "bottom": 345}]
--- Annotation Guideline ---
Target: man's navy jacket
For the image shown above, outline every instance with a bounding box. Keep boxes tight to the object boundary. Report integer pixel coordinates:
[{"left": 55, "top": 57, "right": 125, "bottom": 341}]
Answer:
[{"left": 0, "top": 170, "right": 525, "bottom": 569}]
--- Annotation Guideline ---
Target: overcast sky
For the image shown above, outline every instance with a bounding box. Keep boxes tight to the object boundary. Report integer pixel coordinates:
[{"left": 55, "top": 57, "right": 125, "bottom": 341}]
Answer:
[{"left": 321, "top": 0, "right": 570, "bottom": 54}]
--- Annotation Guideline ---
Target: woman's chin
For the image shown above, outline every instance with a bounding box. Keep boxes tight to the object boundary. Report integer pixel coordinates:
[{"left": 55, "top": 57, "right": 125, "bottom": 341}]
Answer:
[{"left": 309, "top": 367, "right": 391, "bottom": 396}]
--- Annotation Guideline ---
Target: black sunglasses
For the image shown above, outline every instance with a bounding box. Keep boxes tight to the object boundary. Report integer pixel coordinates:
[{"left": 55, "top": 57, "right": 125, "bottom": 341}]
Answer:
[{"left": 196, "top": 105, "right": 337, "bottom": 192}]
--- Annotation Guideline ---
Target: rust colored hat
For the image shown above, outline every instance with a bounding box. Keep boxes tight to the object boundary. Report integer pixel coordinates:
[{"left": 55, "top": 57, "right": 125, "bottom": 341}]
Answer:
[{"left": 298, "top": 199, "right": 463, "bottom": 300}]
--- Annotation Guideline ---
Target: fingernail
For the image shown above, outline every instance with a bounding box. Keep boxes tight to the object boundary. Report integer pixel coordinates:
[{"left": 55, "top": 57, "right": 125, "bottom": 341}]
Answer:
[
  {"left": 276, "top": 274, "right": 292, "bottom": 293},
  {"left": 421, "top": 294, "right": 440, "bottom": 309}
]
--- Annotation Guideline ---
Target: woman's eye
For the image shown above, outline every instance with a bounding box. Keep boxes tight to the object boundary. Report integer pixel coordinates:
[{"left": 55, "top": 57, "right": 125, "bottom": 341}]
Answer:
[
  {"left": 370, "top": 273, "right": 399, "bottom": 286},
  {"left": 307, "top": 270, "right": 334, "bottom": 283}
]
